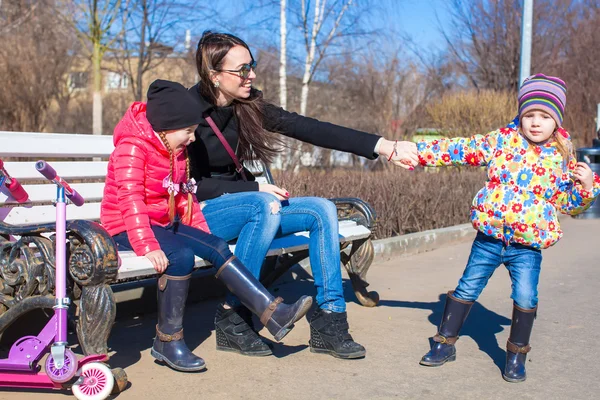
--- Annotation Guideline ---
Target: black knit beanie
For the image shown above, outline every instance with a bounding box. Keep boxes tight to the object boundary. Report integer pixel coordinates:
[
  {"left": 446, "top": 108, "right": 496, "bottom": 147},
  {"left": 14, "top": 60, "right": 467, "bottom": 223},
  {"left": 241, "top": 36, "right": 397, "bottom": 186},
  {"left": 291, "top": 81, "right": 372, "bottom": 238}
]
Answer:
[{"left": 146, "top": 79, "right": 203, "bottom": 131}]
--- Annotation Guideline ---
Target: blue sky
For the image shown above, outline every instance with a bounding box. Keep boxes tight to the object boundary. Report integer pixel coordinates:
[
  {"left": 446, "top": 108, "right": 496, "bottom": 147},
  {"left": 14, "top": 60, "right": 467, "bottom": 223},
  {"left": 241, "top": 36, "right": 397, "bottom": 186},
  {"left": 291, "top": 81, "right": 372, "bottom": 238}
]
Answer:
[
  {"left": 188, "top": 0, "right": 452, "bottom": 54},
  {"left": 387, "top": 0, "right": 452, "bottom": 50}
]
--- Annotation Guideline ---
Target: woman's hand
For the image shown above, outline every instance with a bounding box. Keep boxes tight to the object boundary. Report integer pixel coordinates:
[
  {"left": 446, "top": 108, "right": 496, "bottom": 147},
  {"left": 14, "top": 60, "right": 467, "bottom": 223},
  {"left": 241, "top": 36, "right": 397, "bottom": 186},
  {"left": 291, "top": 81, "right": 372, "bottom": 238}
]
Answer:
[
  {"left": 146, "top": 249, "right": 169, "bottom": 273},
  {"left": 379, "top": 139, "right": 419, "bottom": 169},
  {"left": 574, "top": 162, "right": 594, "bottom": 191},
  {"left": 259, "top": 184, "right": 289, "bottom": 201}
]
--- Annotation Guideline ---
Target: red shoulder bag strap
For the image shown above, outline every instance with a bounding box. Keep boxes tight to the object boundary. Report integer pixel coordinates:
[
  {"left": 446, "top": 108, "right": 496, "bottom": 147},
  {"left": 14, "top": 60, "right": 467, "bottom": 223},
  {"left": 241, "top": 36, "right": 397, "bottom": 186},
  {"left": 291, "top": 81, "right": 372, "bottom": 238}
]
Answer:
[{"left": 204, "top": 114, "right": 248, "bottom": 181}]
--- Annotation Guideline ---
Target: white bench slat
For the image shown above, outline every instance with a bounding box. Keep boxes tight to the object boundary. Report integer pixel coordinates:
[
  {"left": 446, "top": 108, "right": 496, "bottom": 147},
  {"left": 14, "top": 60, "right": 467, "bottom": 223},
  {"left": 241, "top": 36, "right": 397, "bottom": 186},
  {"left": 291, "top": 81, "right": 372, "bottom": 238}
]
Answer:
[
  {"left": 1, "top": 183, "right": 105, "bottom": 205},
  {"left": 0, "top": 131, "right": 114, "bottom": 158},
  {"left": 114, "top": 221, "right": 370, "bottom": 281},
  {"left": 2, "top": 161, "right": 108, "bottom": 181},
  {"left": 1, "top": 202, "right": 100, "bottom": 225}
]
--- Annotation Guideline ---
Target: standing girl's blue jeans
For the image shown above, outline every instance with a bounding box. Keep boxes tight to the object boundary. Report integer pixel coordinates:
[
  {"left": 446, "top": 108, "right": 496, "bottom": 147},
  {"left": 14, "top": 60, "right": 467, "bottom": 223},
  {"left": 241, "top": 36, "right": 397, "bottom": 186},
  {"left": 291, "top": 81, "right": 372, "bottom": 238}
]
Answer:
[
  {"left": 454, "top": 232, "right": 543, "bottom": 309},
  {"left": 201, "top": 192, "right": 346, "bottom": 312},
  {"left": 112, "top": 223, "right": 232, "bottom": 276}
]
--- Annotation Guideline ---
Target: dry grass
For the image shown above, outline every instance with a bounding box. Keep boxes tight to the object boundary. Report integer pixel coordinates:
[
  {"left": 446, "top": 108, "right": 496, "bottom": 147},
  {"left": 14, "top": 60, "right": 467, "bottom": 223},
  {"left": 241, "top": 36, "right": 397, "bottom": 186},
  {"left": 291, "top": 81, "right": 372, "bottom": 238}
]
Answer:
[
  {"left": 273, "top": 167, "right": 487, "bottom": 240},
  {"left": 424, "top": 90, "right": 518, "bottom": 137}
]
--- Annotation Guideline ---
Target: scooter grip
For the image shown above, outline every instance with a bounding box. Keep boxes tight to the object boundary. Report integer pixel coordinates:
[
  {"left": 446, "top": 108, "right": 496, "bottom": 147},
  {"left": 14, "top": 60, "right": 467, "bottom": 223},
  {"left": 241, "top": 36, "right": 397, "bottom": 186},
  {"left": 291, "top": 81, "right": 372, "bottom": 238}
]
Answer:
[
  {"left": 7, "top": 179, "right": 29, "bottom": 203},
  {"left": 35, "top": 160, "right": 57, "bottom": 181},
  {"left": 67, "top": 190, "right": 85, "bottom": 207}
]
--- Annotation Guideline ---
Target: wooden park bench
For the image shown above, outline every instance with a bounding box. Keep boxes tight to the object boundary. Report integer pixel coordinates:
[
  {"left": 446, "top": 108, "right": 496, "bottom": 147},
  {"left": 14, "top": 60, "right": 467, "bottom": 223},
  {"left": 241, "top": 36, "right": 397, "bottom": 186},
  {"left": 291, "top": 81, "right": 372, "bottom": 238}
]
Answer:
[{"left": 0, "top": 130, "right": 378, "bottom": 388}]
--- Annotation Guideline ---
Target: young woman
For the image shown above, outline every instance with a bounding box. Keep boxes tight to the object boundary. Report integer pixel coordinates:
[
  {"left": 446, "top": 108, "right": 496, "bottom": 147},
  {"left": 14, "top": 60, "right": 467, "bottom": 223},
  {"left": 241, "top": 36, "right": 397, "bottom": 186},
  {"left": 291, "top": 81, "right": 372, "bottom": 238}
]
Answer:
[{"left": 187, "top": 31, "right": 418, "bottom": 359}]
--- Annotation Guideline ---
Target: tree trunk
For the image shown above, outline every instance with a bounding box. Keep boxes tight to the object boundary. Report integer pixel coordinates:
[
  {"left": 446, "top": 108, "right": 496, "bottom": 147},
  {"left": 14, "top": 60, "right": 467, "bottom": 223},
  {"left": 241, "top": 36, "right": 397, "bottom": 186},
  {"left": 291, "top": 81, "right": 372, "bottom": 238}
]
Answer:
[
  {"left": 134, "top": 0, "right": 148, "bottom": 101},
  {"left": 279, "top": 0, "right": 287, "bottom": 110},
  {"left": 92, "top": 41, "right": 103, "bottom": 136},
  {"left": 300, "top": 0, "right": 322, "bottom": 116}
]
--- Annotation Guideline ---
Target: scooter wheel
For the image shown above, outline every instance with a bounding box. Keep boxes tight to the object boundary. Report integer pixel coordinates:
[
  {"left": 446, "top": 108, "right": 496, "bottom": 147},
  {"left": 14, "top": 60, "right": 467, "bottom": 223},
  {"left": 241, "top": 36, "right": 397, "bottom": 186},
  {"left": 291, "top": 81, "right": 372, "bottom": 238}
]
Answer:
[
  {"left": 72, "top": 362, "right": 114, "bottom": 400},
  {"left": 45, "top": 348, "right": 78, "bottom": 383}
]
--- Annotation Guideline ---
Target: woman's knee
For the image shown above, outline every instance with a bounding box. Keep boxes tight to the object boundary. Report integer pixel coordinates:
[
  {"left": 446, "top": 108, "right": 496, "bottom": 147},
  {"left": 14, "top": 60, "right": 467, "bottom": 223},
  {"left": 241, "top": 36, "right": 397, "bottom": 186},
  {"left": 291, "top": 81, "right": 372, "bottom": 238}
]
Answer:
[
  {"left": 302, "top": 197, "right": 338, "bottom": 229},
  {"left": 309, "top": 197, "right": 337, "bottom": 217},
  {"left": 252, "top": 192, "right": 284, "bottom": 218}
]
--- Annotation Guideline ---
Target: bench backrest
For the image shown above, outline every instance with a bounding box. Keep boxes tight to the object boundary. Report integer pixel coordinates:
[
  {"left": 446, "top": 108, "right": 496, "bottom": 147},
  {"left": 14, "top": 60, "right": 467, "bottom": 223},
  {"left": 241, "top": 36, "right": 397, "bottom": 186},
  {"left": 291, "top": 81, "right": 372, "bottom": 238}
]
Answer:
[{"left": 0, "top": 131, "right": 268, "bottom": 226}]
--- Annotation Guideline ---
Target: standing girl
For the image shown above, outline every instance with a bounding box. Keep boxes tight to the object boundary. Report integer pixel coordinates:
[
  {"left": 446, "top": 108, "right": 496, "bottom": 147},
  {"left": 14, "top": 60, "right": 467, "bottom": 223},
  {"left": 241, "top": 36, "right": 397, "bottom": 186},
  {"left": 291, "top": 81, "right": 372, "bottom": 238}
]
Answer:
[
  {"left": 414, "top": 74, "right": 599, "bottom": 381},
  {"left": 101, "top": 80, "right": 312, "bottom": 372}
]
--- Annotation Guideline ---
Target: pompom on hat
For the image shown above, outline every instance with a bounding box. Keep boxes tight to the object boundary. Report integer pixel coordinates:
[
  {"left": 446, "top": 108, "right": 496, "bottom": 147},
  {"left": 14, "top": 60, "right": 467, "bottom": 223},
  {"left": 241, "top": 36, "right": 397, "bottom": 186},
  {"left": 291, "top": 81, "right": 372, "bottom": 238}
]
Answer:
[{"left": 518, "top": 73, "right": 567, "bottom": 127}]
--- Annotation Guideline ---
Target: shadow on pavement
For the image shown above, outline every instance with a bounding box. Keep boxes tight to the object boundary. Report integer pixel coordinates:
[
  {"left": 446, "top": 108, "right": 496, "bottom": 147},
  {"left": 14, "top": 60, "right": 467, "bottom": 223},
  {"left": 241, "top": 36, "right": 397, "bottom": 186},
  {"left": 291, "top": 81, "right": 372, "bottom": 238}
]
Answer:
[{"left": 379, "top": 293, "right": 511, "bottom": 371}]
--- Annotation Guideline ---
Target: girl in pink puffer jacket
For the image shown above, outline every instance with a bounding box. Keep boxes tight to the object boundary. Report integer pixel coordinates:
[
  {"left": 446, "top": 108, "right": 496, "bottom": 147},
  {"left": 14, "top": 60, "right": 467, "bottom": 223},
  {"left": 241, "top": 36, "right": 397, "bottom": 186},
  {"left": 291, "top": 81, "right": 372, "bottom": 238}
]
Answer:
[{"left": 101, "top": 80, "right": 311, "bottom": 372}]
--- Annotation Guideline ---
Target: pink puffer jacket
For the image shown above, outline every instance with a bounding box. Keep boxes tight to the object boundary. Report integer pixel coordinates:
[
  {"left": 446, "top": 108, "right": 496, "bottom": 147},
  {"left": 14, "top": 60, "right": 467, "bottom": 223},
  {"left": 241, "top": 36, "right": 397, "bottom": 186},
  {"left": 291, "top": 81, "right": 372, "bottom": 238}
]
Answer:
[{"left": 100, "top": 102, "right": 210, "bottom": 256}]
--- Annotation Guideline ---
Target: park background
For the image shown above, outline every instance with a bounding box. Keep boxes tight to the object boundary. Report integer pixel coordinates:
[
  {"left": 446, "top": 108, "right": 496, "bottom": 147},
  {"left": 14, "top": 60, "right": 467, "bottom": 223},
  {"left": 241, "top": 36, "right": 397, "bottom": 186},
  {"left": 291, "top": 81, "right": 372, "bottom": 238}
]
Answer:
[{"left": 2, "top": 0, "right": 599, "bottom": 238}]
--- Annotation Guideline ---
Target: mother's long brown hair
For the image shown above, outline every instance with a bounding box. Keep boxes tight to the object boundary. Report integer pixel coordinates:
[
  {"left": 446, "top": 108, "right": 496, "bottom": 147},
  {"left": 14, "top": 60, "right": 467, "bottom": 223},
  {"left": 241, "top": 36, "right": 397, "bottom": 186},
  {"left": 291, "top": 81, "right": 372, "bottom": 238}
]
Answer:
[{"left": 195, "top": 31, "right": 283, "bottom": 164}]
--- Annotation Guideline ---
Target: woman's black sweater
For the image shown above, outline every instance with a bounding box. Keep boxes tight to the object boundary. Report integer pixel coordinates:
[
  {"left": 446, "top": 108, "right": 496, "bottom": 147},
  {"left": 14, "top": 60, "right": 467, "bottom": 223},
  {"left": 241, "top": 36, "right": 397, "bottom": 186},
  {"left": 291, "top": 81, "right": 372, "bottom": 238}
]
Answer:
[{"left": 188, "top": 83, "right": 382, "bottom": 201}]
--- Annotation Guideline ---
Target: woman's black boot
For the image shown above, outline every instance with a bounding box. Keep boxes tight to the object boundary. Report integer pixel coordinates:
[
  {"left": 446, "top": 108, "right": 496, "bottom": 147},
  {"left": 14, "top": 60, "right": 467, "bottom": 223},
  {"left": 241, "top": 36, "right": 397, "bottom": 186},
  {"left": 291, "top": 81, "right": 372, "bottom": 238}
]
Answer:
[
  {"left": 503, "top": 304, "right": 536, "bottom": 383},
  {"left": 214, "top": 303, "right": 272, "bottom": 356},
  {"left": 420, "top": 291, "right": 474, "bottom": 367},
  {"left": 150, "top": 274, "right": 206, "bottom": 372},
  {"left": 215, "top": 256, "right": 312, "bottom": 341},
  {"left": 309, "top": 308, "right": 366, "bottom": 359}
]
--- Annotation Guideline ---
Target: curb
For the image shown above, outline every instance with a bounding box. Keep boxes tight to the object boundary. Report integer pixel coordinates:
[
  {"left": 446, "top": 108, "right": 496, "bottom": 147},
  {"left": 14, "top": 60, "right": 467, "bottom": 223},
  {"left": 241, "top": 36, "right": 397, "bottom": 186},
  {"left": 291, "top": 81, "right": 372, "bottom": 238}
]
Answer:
[{"left": 371, "top": 223, "right": 475, "bottom": 262}]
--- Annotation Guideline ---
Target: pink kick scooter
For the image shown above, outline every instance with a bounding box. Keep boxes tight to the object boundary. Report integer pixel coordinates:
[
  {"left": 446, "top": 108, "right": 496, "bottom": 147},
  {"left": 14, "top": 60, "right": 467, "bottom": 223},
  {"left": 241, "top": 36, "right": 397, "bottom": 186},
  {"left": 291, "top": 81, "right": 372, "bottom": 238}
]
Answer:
[{"left": 0, "top": 160, "right": 114, "bottom": 399}]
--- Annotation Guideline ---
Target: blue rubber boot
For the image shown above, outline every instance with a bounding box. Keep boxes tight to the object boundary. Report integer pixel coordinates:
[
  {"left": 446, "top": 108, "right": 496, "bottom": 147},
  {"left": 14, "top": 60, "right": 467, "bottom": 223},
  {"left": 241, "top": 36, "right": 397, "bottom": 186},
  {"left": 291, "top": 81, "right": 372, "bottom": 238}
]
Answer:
[{"left": 420, "top": 291, "right": 474, "bottom": 367}]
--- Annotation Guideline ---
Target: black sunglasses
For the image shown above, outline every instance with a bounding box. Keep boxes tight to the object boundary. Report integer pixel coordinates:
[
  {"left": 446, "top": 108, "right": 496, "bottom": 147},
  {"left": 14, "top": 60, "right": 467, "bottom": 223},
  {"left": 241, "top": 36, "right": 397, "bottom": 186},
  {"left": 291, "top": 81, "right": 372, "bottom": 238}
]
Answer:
[{"left": 219, "top": 60, "right": 257, "bottom": 80}]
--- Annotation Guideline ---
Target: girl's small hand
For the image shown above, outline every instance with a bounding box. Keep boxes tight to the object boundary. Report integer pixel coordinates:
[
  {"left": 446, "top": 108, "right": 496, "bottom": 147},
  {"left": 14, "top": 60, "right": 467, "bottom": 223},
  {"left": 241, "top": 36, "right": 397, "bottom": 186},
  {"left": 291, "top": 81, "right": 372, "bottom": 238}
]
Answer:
[
  {"left": 573, "top": 162, "right": 594, "bottom": 190},
  {"left": 146, "top": 250, "right": 169, "bottom": 273},
  {"left": 259, "top": 184, "right": 289, "bottom": 201}
]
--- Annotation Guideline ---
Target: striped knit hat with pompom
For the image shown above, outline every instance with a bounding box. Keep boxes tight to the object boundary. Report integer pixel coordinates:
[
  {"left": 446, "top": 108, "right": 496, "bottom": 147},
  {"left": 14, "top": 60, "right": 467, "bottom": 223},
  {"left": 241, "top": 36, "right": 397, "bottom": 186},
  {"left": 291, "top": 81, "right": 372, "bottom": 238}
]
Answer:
[{"left": 518, "top": 73, "right": 567, "bottom": 127}]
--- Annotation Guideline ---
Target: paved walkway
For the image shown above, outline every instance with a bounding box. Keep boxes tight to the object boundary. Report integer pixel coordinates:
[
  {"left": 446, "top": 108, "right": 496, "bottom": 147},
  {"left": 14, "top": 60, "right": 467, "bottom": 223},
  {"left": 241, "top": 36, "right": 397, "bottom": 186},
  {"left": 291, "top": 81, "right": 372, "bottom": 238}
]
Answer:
[{"left": 2, "top": 217, "right": 598, "bottom": 400}]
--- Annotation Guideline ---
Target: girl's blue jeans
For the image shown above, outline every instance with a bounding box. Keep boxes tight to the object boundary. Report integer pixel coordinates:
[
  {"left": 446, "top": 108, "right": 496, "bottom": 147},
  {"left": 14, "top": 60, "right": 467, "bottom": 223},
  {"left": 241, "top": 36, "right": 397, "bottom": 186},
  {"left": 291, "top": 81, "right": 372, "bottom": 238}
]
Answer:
[
  {"left": 113, "top": 223, "right": 233, "bottom": 277},
  {"left": 454, "top": 232, "right": 542, "bottom": 309},
  {"left": 202, "top": 192, "right": 346, "bottom": 312}
]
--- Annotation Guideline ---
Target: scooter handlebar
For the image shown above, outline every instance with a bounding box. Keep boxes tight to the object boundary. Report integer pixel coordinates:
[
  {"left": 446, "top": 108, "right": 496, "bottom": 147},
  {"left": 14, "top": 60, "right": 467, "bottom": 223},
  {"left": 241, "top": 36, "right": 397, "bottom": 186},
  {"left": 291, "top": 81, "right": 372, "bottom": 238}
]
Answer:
[
  {"left": 35, "top": 160, "right": 85, "bottom": 207},
  {"left": 6, "top": 179, "right": 29, "bottom": 203}
]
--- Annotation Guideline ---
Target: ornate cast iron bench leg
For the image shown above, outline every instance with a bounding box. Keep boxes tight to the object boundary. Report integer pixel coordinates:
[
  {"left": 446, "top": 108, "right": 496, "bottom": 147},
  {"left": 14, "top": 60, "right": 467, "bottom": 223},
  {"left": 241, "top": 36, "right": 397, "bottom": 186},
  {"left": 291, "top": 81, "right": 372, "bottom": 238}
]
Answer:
[{"left": 331, "top": 198, "right": 379, "bottom": 307}]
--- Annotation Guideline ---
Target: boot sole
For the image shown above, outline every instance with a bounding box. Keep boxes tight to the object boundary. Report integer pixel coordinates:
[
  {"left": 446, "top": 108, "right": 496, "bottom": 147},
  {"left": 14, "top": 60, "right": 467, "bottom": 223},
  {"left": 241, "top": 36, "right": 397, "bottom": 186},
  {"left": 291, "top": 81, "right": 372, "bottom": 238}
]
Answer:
[
  {"left": 151, "top": 348, "right": 207, "bottom": 372},
  {"left": 502, "top": 374, "right": 526, "bottom": 383},
  {"left": 273, "top": 297, "right": 313, "bottom": 342},
  {"left": 310, "top": 346, "right": 366, "bottom": 359},
  {"left": 419, "top": 354, "right": 456, "bottom": 367},
  {"left": 216, "top": 345, "right": 272, "bottom": 357}
]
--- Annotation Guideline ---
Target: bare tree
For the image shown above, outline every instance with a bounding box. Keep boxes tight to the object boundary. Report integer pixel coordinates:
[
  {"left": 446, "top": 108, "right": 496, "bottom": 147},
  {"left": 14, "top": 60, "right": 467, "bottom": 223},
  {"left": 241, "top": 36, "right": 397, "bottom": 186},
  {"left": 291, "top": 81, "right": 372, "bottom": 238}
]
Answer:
[
  {"left": 0, "top": 0, "right": 76, "bottom": 131},
  {"left": 57, "top": 0, "right": 127, "bottom": 135},
  {"left": 289, "top": 0, "right": 376, "bottom": 115},
  {"left": 112, "top": 0, "right": 210, "bottom": 101},
  {"left": 557, "top": 0, "right": 600, "bottom": 145},
  {"left": 441, "top": 0, "right": 574, "bottom": 91},
  {"left": 279, "top": 0, "right": 288, "bottom": 109},
  {"left": 297, "top": 0, "right": 352, "bottom": 115}
]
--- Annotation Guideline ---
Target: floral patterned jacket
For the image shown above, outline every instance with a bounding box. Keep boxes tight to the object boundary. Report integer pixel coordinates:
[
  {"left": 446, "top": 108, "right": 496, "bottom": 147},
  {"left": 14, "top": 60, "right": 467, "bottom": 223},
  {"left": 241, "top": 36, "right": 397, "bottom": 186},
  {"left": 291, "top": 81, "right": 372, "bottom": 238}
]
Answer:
[{"left": 417, "top": 127, "right": 600, "bottom": 249}]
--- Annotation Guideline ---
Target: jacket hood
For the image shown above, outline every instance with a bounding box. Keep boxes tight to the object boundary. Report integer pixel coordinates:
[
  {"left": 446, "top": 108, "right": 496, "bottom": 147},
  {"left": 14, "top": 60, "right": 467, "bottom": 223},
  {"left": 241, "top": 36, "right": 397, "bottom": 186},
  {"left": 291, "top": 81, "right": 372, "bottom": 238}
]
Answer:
[{"left": 113, "top": 102, "right": 168, "bottom": 155}]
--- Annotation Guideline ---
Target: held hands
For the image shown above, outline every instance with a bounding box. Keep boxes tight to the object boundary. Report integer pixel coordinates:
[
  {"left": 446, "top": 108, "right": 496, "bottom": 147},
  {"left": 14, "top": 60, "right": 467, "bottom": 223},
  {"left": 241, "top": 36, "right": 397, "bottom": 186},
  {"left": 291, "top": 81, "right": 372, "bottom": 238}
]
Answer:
[
  {"left": 573, "top": 162, "right": 594, "bottom": 190},
  {"left": 379, "top": 139, "right": 419, "bottom": 170},
  {"left": 146, "top": 249, "right": 169, "bottom": 273},
  {"left": 259, "top": 183, "right": 290, "bottom": 201}
]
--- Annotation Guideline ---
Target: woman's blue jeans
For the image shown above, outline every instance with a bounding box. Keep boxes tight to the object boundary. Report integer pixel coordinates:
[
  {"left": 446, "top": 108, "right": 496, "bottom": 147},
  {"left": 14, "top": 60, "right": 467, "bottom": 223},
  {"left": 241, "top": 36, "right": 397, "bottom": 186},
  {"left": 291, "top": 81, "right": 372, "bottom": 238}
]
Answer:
[
  {"left": 201, "top": 192, "right": 346, "bottom": 312},
  {"left": 454, "top": 232, "right": 542, "bottom": 309}
]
